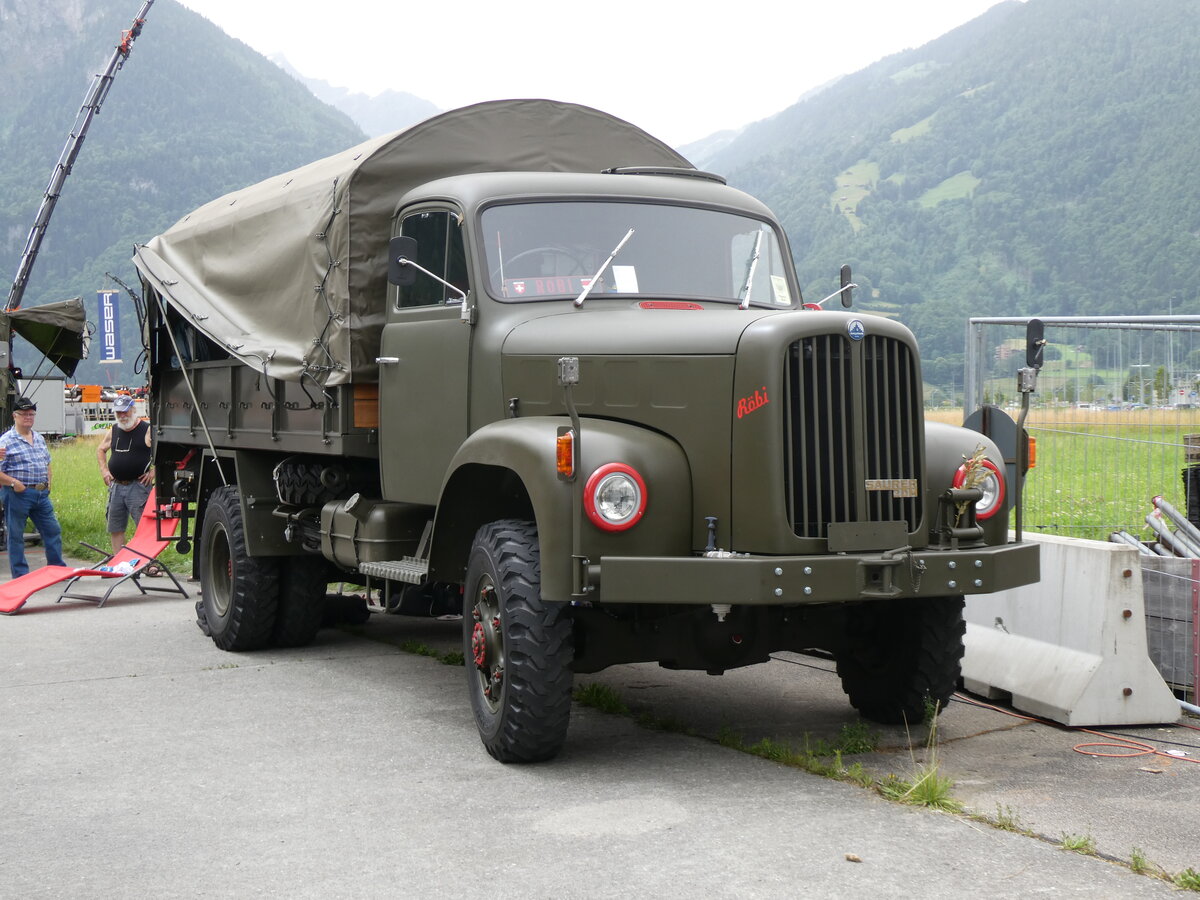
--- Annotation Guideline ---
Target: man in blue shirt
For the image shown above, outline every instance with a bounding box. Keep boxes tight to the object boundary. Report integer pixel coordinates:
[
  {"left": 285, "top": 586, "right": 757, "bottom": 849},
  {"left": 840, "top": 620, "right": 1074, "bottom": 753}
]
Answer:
[{"left": 0, "top": 397, "right": 65, "bottom": 578}]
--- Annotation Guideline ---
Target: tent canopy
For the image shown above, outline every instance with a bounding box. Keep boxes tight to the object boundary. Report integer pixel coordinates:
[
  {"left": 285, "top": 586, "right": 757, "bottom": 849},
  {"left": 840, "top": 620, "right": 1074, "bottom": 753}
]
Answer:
[{"left": 8, "top": 296, "right": 89, "bottom": 378}]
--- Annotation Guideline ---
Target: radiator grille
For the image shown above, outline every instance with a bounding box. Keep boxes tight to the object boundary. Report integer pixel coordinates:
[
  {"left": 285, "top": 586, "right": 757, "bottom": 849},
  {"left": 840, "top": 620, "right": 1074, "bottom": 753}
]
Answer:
[{"left": 785, "top": 335, "right": 922, "bottom": 538}]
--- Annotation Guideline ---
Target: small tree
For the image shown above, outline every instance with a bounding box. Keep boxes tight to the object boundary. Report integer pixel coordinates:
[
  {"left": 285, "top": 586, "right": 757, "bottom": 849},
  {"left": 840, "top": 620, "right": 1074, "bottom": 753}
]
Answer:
[{"left": 1154, "top": 366, "right": 1169, "bottom": 403}]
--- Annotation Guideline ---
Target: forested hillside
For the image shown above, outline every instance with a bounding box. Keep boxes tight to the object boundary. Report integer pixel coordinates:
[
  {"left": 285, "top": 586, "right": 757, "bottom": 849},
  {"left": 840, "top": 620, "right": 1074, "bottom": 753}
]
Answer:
[
  {"left": 710, "top": 0, "right": 1200, "bottom": 387},
  {"left": 0, "top": 0, "right": 365, "bottom": 383}
]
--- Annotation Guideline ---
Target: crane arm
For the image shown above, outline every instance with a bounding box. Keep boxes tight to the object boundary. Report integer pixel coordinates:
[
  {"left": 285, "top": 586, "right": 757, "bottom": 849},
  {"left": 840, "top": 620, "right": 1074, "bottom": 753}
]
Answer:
[{"left": 5, "top": 0, "right": 155, "bottom": 312}]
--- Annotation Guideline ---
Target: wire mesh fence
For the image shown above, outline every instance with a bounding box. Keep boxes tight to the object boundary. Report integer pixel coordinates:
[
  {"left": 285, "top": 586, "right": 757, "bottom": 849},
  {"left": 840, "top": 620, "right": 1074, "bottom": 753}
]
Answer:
[{"left": 963, "top": 316, "right": 1200, "bottom": 702}]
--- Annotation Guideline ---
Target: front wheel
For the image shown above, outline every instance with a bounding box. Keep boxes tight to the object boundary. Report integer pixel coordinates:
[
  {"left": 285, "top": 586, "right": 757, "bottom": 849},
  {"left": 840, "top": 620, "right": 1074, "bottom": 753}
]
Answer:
[
  {"left": 200, "top": 485, "right": 280, "bottom": 651},
  {"left": 835, "top": 596, "right": 965, "bottom": 725},
  {"left": 464, "top": 519, "right": 574, "bottom": 762}
]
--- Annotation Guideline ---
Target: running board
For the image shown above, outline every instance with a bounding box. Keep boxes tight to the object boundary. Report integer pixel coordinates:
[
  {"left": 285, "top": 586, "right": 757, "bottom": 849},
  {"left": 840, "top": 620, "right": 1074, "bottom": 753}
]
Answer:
[{"left": 358, "top": 558, "right": 429, "bottom": 585}]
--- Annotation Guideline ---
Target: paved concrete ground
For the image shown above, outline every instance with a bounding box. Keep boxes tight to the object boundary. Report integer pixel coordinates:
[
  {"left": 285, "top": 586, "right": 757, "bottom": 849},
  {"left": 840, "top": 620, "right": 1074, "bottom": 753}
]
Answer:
[{"left": 1, "top": 551, "right": 1195, "bottom": 897}]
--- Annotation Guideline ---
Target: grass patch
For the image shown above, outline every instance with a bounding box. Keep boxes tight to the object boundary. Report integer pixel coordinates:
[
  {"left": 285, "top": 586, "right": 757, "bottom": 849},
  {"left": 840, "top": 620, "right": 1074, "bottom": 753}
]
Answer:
[
  {"left": 830, "top": 160, "right": 879, "bottom": 232},
  {"left": 398, "top": 640, "right": 463, "bottom": 666},
  {"left": 890, "top": 115, "right": 934, "bottom": 143},
  {"left": 573, "top": 682, "right": 629, "bottom": 715},
  {"left": 876, "top": 703, "right": 961, "bottom": 813},
  {"left": 712, "top": 722, "right": 880, "bottom": 785},
  {"left": 879, "top": 767, "right": 962, "bottom": 813},
  {"left": 917, "top": 171, "right": 981, "bottom": 208},
  {"left": 889, "top": 61, "right": 944, "bottom": 85}
]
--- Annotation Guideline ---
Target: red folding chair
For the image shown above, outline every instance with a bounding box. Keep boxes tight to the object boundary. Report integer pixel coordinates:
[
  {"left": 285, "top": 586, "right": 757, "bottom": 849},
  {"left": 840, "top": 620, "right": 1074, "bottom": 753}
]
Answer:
[{"left": 55, "top": 488, "right": 188, "bottom": 609}]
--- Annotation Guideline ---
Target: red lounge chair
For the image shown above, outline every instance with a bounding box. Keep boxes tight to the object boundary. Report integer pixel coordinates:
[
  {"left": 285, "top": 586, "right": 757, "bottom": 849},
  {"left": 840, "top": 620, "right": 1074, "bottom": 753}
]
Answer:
[{"left": 0, "top": 489, "right": 187, "bottom": 615}]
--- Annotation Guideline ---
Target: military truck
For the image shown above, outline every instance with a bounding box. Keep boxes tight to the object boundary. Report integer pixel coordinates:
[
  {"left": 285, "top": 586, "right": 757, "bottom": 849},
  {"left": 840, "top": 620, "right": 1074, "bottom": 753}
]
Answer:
[{"left": 135, "top": 99, "right": 1039, "bottom": 762}]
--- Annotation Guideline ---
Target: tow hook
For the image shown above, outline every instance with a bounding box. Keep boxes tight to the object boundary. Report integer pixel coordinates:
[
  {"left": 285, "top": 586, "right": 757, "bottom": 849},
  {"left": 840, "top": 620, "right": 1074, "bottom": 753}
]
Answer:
[{"left": 858, "top": 545, "right": 912, "bottom": 599}]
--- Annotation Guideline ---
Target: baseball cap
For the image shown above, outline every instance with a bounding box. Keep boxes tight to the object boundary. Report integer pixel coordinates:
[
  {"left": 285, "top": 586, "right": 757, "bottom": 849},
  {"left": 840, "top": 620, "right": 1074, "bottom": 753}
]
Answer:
[
  {"left": 113, "top": 395, "right": 136, "bottom": 412},
  {"left": 13, "top": 397, "right": 36, "bottom": 411}
]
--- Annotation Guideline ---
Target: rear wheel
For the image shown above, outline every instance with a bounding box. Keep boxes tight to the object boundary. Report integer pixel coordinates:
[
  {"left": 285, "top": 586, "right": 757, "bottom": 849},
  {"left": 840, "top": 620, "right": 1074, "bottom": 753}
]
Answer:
[
  {"left": 835, "top": 596, "right": 965, "bottom": 725},
  {"left": 200, "top": 486, "right": 280, "bottom": 651},
  {"left": 273, "top": 555, "right": 328, "bottom": 647},
  {"left": 464, "top": 519, "right": 574, "bottom": 762}
]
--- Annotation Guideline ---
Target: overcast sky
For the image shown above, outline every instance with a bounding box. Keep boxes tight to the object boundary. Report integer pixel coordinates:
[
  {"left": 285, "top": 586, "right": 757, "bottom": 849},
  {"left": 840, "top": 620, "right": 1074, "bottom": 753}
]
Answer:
[{"left": 177, "top": 1, "right": 1015, "bottom": 146}]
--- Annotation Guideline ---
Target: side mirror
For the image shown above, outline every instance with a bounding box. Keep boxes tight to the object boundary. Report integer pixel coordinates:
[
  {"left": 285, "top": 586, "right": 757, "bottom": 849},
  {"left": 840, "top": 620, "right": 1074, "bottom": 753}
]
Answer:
[
  {"left": 839, "top": 264, "right": 854, "bottom": 308},
  {"left": 387, "top": 236, "right": 418, "bottom": 287},
  {"left": 1026, "top": 318, "right": 1045, "bottom": 369}
]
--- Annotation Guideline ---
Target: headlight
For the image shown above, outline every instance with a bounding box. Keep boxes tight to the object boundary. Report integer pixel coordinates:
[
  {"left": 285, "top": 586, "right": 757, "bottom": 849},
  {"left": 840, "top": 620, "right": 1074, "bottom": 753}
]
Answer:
[
  {"left": 584, "top": 463, "right": 647, "bottom": 531},
  {"left": 953, "top": 458, "right": 1005, "bottom": 520}
]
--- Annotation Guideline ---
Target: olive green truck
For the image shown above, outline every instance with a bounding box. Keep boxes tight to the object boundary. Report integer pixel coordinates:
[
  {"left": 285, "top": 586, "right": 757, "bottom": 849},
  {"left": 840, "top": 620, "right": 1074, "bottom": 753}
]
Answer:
[{"left": 135, "top": 100, "right": 1039, "bottom": 762}]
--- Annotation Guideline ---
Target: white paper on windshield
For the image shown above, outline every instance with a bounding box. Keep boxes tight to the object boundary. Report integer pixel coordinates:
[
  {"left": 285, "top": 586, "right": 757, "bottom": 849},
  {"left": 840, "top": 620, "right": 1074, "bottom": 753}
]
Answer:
[
  {"left": 613, "top": 265, "right": 639, "bottom": 293},
  {"left": 771, "top": 275, "right": 791, "bottom": 305}
]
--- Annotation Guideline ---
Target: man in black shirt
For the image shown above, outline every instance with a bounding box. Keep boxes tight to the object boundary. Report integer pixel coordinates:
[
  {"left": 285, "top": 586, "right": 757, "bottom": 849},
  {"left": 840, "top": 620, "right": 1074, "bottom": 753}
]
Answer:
[{"left": 96, "top": 395, "right": 154, "bottom": 553}]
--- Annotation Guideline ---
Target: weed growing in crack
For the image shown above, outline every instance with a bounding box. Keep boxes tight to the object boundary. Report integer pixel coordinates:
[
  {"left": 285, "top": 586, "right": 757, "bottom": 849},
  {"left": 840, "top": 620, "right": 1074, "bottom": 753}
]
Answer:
[
  {"left": 572, "top": 682, "right": 630, "bottom": 715},
  {"left": 1129, "top": 847, "right": 1149, "bottom": 875},
  {"left": 1174, "top": 868, "right": 1200, "bottom": 891},
  {"left": 1060, "top": 833, "right": 1097, "bottom": 856},
  {"left": 879, "top": 702, "right": 962, "bottom": 812},
  {"left": 992, "top": 803, "right": 1024, "bottom": 832}
]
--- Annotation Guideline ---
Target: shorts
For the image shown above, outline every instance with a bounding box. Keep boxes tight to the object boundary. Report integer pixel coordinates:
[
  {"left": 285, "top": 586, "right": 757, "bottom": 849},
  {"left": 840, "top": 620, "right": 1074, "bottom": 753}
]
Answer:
[{"left": 107, "top": 480, "right": 152, "bottom": 532}]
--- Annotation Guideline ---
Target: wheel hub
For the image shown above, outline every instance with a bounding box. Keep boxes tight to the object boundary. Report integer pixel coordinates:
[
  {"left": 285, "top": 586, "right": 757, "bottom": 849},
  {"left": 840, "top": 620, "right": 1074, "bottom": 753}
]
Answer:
[
  {"left": 470, "top": 582, "right": 504, "bottom": 709},
  {"left": 471, "top": 622, "right": 488, "bottom": 668}
]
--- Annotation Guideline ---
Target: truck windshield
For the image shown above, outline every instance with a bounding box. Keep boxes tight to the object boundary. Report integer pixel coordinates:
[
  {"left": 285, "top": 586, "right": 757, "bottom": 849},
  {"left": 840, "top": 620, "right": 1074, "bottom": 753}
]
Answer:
[{"left": 480, "top": 201, "right": 794, "bottom": 307}]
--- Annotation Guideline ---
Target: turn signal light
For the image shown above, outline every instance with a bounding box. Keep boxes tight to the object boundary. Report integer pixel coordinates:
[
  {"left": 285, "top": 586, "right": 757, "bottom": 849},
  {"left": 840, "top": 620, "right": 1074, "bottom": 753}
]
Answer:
[
  {"left": 1026, "top": 436, "right": 1037, "bottom": 470},
  {"left": 556, "top": 430, "right": 574, "bottom": 478}
]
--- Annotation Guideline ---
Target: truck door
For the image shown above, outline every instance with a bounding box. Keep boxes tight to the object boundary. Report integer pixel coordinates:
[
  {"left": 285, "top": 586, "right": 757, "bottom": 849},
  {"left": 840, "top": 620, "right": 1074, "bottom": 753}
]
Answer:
[{"left": 378, "top": 208, "right": 471, "bottom": 505}]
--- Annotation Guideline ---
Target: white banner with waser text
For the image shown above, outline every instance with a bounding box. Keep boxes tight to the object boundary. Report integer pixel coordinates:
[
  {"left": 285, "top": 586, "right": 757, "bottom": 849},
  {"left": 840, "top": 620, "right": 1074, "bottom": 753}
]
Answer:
[{"left": 97, "top": 289, "right": 122, "bottom": 364}]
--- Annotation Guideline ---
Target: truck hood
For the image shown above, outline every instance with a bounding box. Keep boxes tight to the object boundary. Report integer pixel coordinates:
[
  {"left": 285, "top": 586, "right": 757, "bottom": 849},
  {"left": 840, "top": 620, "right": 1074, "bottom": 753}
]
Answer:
[{"left": 501, "top": 306, "right": 782, "bottom": 356}]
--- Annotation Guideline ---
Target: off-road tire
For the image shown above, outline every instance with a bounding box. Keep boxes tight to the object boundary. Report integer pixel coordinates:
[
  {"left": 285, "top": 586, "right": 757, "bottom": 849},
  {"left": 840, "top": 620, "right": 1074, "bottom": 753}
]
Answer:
[
  {"left": 200, "top": 485, "right": 280, "bottom": 651},
  {"left": 835, "top": 595, "right": 965, "bottom": 725},
  {"left": 273, "top": 457, "right": 376, "bottom": 507},
  {"left": 464, "top": 519, "right": 574, "bottom": 763},
  {"left": 272, "top": 555, "right": 328, "bottom": 647}
]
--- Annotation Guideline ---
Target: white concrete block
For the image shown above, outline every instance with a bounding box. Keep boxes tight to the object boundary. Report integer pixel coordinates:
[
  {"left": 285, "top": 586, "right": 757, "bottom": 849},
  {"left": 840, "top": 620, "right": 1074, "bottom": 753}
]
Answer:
[{"left": 962, "top": 532, "right": 1181, "bottom": 726}]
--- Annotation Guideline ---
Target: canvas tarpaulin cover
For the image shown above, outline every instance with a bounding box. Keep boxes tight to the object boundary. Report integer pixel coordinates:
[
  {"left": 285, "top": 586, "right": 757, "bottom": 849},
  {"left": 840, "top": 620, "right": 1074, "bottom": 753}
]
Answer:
[{"left": 133, "top": 99, "right": 691, "bottom": 386}]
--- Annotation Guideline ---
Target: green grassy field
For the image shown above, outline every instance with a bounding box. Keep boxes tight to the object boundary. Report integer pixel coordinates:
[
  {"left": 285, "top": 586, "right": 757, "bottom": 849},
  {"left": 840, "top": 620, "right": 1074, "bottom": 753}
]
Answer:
[{"left": 928, "top": 407, "right": 1200, "bottom": 542}]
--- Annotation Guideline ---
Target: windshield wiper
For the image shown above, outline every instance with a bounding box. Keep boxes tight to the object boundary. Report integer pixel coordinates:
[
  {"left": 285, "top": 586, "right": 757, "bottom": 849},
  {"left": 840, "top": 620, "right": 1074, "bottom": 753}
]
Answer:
[
  {"left": 738, "top": 229, "right": 765, "bottom": 310},
  {"left": 574, "top": 227, "right": 635, "bottom": 308}
]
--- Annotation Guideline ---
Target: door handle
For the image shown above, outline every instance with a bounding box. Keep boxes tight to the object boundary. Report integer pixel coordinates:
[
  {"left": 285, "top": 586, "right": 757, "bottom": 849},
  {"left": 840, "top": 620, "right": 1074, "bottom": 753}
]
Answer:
[{"left": 376, "top": 357, "right": 400, "bottom": 364}]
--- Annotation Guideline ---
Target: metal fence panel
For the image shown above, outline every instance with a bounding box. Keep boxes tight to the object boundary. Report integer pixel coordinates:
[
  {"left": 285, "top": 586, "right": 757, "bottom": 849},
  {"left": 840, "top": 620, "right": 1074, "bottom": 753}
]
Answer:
[{"left": 964, "top": 315, "right": 1200, "bottom": 701}]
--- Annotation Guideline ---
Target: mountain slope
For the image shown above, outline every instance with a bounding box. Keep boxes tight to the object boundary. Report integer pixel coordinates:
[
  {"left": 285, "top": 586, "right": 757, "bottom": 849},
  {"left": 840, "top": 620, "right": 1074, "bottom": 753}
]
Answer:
[
  {"left": 271, "top": 55, "right": 439, "bottom": 139},
  {"left": 0, "top": 0, "right": 366, "bottom": 383},
  {"left": 709, "top": 0, "right": 1200, "bottom": 386}
]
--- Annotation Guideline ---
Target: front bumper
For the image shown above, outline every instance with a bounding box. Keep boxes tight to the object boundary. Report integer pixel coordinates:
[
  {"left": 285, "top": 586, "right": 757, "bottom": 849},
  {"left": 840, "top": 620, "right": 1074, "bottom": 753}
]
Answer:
[{"left": 596, "top": 540, "right": 1039, "bottom": 605}]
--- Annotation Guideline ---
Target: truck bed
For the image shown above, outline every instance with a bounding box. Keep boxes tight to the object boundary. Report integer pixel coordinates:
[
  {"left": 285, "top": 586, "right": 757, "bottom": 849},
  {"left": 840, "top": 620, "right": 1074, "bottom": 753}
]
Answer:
[{"left": 154, "top": 360, "right": 378, "bottom": 457}]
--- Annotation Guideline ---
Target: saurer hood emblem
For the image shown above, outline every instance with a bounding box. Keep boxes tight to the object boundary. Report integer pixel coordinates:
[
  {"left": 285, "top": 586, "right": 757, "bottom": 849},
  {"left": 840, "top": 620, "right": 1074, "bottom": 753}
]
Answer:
[
  {"left": 847, "top": 319, "right": 866, "bottom": 341},
  {"left": 865, "top": 478, "right": 919, "bottom": 498}
]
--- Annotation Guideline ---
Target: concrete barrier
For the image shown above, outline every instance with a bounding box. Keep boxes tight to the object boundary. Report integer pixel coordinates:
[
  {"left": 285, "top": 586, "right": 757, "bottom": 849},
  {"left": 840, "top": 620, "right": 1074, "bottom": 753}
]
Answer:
[{"left": 962, "top": 532, "right": 1181, "bottom": 726}]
